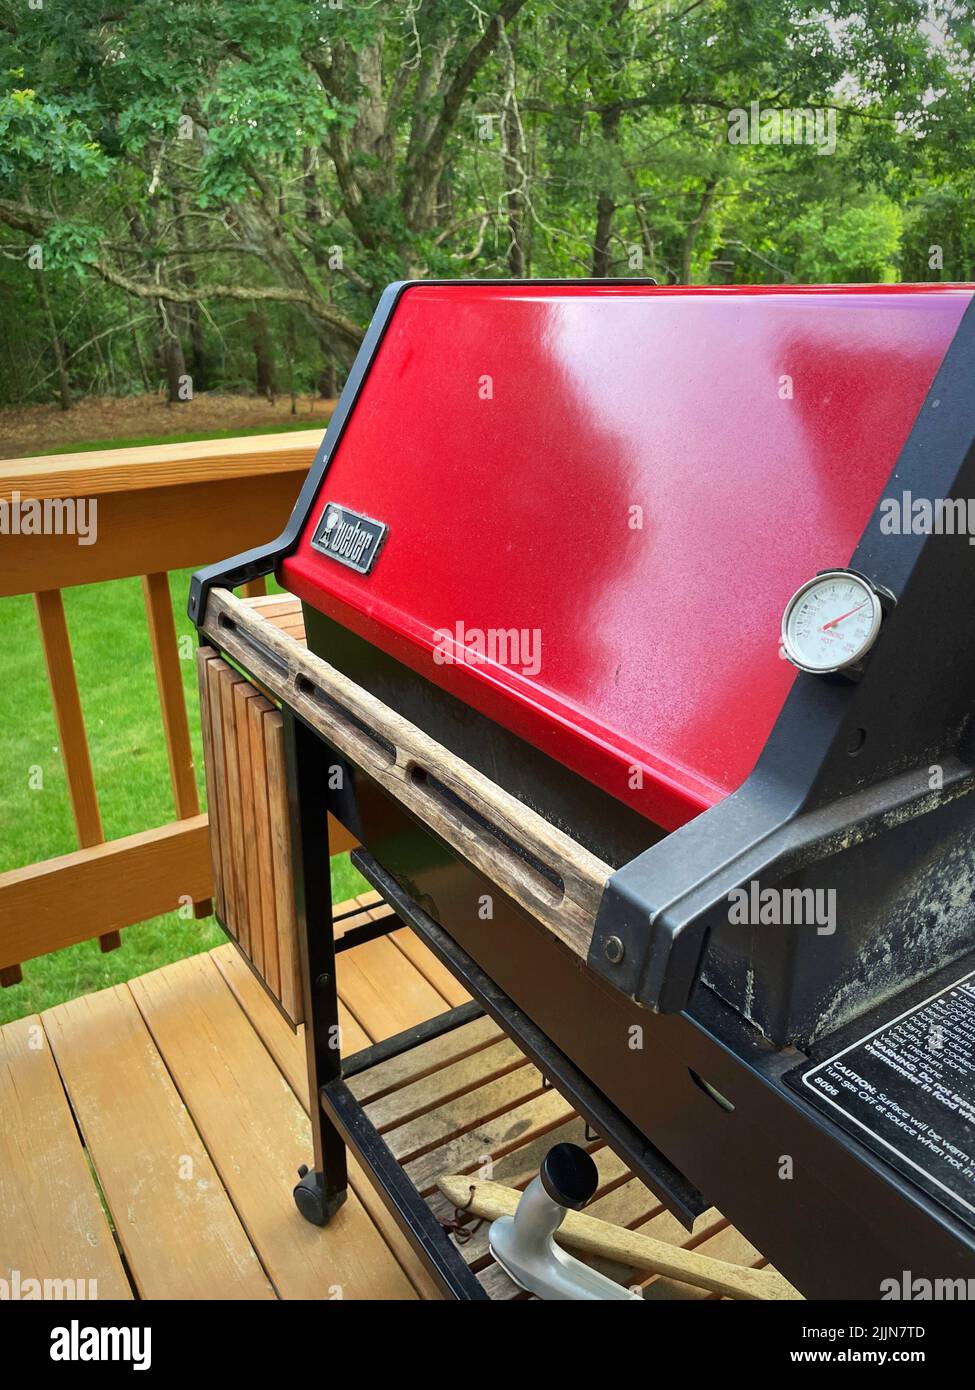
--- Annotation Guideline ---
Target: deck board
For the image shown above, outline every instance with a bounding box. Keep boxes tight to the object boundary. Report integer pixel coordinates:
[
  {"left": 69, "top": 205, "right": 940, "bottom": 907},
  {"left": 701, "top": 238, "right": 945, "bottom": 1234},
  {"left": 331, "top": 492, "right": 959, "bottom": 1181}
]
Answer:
[
  {"left": 336, "top": 935, "right": 453, "bottom": 1037},
  {"left": 389, "top": 928, "right": 471, "bottom": 1008},
  {"left": 42, "top": 985, "right": 273, "bottom": 1301},
  {"left": 209, "top": 943, "right": 443, "bottom": 1300},
  {"left": 0, "top": 1014, "right": 132, "bottom": 1301},
  {"left": 128, "top": 953, "right": 417, "bottom": 1301},
  {"left": 383, "top": 1063, "right": 544, "bottom": 1164},
  {"left": 211, "top": 942, "right": 369, "bottom": 1093},
  {"left": 0, "top": 893, "right": 784, "bottom": 1300}
]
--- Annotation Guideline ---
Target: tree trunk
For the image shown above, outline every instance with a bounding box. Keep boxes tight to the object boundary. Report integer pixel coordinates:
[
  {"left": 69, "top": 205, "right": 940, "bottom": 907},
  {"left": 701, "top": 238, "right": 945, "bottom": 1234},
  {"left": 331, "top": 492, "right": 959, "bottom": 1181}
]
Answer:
[
  {"left": 174, "top": 196, "right": 209, "bottom": 390},
  {"left": 591, "top": 105, "right": 621, "bottom": 277},
  {"left": 502, "top": 107, "right": 525, "bottom": 275},
  {"left": 128, "top": 297, "right": 152, "bottom": 391},
  {"left": 592, "top": 191, "right": 616, "bottom": 277},
  {"left": 523, "top": 105, "right": 539, "bottom": 274},
  {"left": 159, "top": 310, "right": 187, "bottom": 404},
  {"left": 500, "top": 22, "right": 526, "bottom": 278},
  {"left": 248, "top": 309, "right": 277, "bottom": 401},
  {"left": 163, "top": 337, "right": 185, "bottom": 402},
  {"left": 284, "top": 312, "right": 298, "bottom": 415},
  {"left": 37, "top": 277, "right": 71, "bottom": 410},
  {"left": 680, "top": 178, "right": 718, "bottom": 285},
  {"left": 633, "top": 202, "right": 658, "bottom": 281},
  {"left": 318, "top": 361, "right": 337, "bottom": 399},
  {"left": 400, "top": 0, "right": 529, "bottom": 239},
  {"left": 127, "top": 199, "right": 189, "bottom": 403},
  {"left": 87, "top": 303, "right": 115, "bottom": 395}
]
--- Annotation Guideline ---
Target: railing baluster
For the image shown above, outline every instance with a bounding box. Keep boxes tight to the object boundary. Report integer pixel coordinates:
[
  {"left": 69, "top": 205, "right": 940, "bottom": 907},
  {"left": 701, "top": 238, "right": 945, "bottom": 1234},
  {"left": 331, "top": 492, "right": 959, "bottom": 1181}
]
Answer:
[
  {"left": 33, "top": 589, "right": 120, "bottom": 955},
  {"left": 142, "top": 572, "right": 210, "bottom": 918},
  {"left": 0, "top": 431, "right": 315, "bottom": 978}
]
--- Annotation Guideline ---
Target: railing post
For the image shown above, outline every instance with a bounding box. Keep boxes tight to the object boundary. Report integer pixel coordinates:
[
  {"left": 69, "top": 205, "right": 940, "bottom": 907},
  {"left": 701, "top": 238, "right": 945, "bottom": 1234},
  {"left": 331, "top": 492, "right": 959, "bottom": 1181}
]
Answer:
[
  {"left": 0, "top": 431, "right": 318, "bottom": 975},
  {"left": 142, "top": 572, "right": 210, "bottom": 918},
  {"left": 33, "top": 589, "right": 121, "bottom": 956}
]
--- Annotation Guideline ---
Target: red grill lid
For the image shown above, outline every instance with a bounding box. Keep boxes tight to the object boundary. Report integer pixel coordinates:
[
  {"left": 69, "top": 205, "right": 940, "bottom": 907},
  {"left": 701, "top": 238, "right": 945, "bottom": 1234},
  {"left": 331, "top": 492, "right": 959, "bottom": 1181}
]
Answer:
[{"left": 280, "top": 283, "right": 971, "bottom": 830}]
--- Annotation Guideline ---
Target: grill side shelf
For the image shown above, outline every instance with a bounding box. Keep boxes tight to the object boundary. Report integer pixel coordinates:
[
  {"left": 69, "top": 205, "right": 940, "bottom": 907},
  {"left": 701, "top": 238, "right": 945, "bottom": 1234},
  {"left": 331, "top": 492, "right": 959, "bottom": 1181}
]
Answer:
[{"left": 201, "top": 587, "right": 612, "bottom": 961}]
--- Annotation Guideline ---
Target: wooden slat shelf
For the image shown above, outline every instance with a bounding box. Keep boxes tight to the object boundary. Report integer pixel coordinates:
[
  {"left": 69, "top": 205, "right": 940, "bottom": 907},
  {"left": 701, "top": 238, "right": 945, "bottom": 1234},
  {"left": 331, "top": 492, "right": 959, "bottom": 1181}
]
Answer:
[
  {"left": 0, "top": 891, "right": 782, "bottom": 1300},
  {"left": 195, "top": 601, "right": 354, "bottom": 1026}
]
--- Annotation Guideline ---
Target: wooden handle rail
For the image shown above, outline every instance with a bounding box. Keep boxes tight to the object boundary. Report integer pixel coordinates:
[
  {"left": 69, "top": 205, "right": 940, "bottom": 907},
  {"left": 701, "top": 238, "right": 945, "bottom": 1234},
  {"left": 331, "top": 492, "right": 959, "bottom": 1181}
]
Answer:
[{"left": 202, "top": 587, "right": 612, "bottom": 959}]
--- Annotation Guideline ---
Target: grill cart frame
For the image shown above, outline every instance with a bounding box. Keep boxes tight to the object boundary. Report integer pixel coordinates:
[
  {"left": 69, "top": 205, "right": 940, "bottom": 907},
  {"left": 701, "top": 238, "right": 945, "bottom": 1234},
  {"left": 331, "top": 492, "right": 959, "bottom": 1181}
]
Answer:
[
  {"left": 193, "top": 585, "right": 975, "bottom": 1299},
  {"left": 192, "top": 280, "right": 975, "bottom": 1299}
]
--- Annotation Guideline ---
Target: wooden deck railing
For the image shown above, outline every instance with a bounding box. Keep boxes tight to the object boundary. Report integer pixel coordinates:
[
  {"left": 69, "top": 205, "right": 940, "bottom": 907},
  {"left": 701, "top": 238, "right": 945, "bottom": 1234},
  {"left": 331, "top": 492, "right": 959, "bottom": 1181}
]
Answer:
[{"left": 0, "top": 430, "right": 327, "bottom": 982}]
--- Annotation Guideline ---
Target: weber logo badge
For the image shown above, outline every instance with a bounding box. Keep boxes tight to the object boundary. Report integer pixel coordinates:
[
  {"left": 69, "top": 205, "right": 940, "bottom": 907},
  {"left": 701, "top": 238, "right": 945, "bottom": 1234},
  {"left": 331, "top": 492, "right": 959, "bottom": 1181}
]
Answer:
[{"left": 312, "top": 502, "right": 387, "bottom": 575}]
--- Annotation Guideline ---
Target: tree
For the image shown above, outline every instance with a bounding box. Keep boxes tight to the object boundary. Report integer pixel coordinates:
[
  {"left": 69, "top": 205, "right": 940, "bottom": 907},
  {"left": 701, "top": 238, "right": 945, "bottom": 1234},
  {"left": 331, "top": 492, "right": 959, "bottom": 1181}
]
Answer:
[{"left": 0, "top": 1, "right": 972, "bottom": 408}]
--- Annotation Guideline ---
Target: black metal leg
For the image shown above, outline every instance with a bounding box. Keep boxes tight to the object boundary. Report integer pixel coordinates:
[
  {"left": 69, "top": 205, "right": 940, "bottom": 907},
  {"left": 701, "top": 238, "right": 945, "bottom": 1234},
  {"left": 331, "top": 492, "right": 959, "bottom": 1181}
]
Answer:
[{"left": 283, "top": 710, "right": 348, "bottom": 1226}]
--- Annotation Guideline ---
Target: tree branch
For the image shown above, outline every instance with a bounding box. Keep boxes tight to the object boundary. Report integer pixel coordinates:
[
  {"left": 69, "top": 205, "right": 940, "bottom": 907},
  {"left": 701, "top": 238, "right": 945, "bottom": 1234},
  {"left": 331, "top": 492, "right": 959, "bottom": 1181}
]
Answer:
[
  {"left": 0, "top": 198, "right": 365, "bottom": 348},
  {"left": 96, "top": 261, "right": 364, "bottom": 347},
  {"left": 403, "top": 0, "right": 528, "bottom": 230}
]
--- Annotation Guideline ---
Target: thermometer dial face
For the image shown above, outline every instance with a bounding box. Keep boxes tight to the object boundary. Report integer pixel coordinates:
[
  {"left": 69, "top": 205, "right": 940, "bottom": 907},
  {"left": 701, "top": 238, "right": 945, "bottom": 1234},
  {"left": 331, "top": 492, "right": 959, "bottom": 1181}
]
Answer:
[{"left": 781, "top": 571, "right": 883, "bottom": 674}]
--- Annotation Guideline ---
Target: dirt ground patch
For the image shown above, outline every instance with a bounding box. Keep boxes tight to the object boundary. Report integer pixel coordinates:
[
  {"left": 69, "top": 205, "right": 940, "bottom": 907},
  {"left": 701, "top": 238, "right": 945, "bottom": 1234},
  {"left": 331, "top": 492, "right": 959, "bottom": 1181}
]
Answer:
[{"left": 0, "top": 391, "right": 335, "bottom": 458}]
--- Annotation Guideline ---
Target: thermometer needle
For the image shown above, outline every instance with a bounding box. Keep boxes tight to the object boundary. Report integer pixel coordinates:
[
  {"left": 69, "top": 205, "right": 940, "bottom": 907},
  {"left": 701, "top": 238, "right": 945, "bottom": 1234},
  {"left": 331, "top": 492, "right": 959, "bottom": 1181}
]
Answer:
[{"left": 821, "top": 600, "right": 867, "bottom": 632}]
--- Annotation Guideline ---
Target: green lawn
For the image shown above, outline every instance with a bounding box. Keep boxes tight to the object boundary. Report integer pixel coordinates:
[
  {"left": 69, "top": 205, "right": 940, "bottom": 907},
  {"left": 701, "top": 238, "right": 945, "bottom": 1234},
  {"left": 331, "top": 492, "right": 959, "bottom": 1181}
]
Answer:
[
  {"left": 30, "top": 417, "right": 328, "bottom": 456},
  {"left": 0, "top": 429, "right": 363, "bottom": 1026}
]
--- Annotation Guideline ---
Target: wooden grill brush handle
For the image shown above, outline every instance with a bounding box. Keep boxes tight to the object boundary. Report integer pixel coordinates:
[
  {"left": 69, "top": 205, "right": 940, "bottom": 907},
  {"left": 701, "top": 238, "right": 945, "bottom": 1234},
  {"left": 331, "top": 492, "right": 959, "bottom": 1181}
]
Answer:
[{"left": 437, "top": 1174, "right": 802, "bottom": 1301}]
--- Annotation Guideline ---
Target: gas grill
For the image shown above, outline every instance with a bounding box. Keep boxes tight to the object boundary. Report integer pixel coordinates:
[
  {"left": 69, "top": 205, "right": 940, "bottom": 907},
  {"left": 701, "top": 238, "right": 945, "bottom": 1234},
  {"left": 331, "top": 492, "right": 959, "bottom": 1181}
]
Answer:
[{"left": 191, "top": 280, "right": 975, "bottom": 1299}]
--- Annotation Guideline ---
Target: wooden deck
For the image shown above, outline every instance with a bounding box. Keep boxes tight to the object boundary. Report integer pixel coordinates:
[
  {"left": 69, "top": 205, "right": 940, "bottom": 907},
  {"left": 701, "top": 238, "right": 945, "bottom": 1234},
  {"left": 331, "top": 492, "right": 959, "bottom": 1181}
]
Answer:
[{"left": 0, "top": 894, "right": 777, "bottom": 1300}]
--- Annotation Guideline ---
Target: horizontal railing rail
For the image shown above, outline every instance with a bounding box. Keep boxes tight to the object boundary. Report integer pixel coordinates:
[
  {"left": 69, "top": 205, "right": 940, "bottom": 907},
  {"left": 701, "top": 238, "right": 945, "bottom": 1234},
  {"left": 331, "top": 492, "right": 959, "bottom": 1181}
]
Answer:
[
  {"left": 0, "top": 428, "right": 354, "bottom": 981},
  {"left": 0, "top": 431, "right": 322, "bottom": 598}
]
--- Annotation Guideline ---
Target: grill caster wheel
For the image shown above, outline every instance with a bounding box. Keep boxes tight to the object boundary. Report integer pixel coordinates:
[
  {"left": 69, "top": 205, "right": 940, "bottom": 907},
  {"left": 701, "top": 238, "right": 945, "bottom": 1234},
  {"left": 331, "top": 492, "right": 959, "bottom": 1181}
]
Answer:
[{"left": 293, "top": 1165, "right": 347, "bottom": 1226}]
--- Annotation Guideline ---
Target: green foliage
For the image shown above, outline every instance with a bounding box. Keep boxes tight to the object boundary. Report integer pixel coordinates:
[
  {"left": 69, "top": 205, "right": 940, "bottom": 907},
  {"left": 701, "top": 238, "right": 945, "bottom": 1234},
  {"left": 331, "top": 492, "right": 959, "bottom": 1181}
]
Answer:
[
  {"left": 0, "top": 86, "right": 108, "bottom": 182},
  {"left": 790, "top": 199, "right": 904, "bottom": 283},
  {"left": 0, "top": 0, "right": 972, "bottom": 406},
  {"left": 199, "top": 58, "right": 342, "bottom": 206},
  {"left": 38, "top": 219, "right": 103, "bottom": 274},
  {"left": 900, "top": 181, "right": 975, "bottom": 282}
]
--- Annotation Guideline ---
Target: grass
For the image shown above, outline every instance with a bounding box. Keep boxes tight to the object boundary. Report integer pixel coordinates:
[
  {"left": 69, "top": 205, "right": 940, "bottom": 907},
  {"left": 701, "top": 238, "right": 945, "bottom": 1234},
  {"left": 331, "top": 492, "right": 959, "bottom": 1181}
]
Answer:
[
  {"left": 29, "top": 417, "right": 329, "bottom": 456},
  {"left": 0, "top": 425, "right": 362, "bottom": 1026}
]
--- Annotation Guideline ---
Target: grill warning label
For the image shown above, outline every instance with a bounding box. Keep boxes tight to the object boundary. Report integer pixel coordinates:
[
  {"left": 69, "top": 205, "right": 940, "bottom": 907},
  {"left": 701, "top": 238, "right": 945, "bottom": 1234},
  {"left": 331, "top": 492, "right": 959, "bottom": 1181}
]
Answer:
[{"left": 799, "top": 972, "right": 975, "bottom": 1231}]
